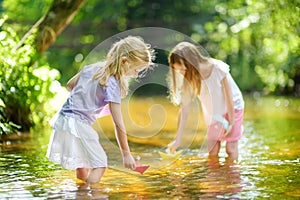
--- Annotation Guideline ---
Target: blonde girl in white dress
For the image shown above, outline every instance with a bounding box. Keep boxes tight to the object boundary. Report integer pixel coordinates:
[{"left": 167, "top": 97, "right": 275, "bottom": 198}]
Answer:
[{"left": 47, "top": 36, "right": 154, "bottom": 184}]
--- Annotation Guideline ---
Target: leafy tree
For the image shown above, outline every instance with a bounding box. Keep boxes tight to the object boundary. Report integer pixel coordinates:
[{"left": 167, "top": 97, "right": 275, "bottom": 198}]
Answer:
[
  {"left": 43, "top": 0, "right": 300, "bottom": 95},
  {"left": 198, "top": 0, "right": 300, "bottom": 94},
  {"left": 34, "top": 0, "right": 86, "bottom": 53},
  {"left": 0, "top": 0, "right": 87, "bottom": 134},
  {"left": 2, "top": 0, "right": 299, "bottom": 94},
  {"left": 0, "top": 16, "right": 59, "bottom": 133}
]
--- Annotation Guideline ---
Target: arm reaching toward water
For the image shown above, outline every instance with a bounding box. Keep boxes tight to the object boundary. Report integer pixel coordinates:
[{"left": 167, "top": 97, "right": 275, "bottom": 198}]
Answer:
[{"left": 109, "top": 102, "right": 136, "bottom": 170}]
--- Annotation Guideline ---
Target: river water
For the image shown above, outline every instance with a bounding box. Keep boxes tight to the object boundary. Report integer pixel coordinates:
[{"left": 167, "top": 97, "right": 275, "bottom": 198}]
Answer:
[{"left": 0, "top": 96, "right": 299, "bottom": 199}]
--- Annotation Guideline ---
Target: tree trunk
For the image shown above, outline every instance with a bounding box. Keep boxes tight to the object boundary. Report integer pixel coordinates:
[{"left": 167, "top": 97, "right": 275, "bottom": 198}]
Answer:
[{"left": 35, "top": 0, "right": 86, "bottom": 54}]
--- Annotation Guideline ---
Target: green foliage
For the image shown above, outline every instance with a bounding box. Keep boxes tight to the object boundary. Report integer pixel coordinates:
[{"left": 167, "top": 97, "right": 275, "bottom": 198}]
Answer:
[
  {"left": 1, "top": 0, "right": 52, "bottom": 36},
  {"left": 0, "top": 15, "right": 60, "bottom": 134},
  {"left": 200, "top": 0, "right": 300, "bottom": 93},
  {"left": 0, "top": 99, "right": 21, "bottom": 135},
  {"left": 2, "top": 0, "right": 300, "bottom": 95},
  {"left": 250, "top": 0, "right": 300, "bottom": 94},
  {"left": 50, "top": 0, "right": 300, "bottom": 95},
  {"left": 2, "top": 0, "right": 51, "bottom": 21}
]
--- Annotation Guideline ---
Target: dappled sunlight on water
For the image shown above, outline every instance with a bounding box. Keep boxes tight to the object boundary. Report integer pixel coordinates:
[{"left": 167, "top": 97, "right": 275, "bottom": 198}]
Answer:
[{"left": 0, "top": 96, "right": 300, "bottom": 199}]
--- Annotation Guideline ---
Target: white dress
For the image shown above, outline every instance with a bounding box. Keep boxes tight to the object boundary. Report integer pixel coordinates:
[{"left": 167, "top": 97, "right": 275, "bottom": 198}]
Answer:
[{"left": 46, "top": 62, "right": 121, "bottom": 170}]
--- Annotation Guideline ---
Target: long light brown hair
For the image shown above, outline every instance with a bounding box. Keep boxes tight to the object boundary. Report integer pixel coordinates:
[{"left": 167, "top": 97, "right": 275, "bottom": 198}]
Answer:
[
  {"left": 168, "top": 42, "right": 209, "bottom": 104},
  {"left": 93, "top": 36, "right": 154, "bottom": 97}
]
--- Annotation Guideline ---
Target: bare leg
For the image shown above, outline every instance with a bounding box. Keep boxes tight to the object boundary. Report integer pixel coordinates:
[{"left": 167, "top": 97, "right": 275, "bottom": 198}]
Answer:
[
  {"left": 207, "top": 155, "right": 220, "bottom": 167},
  {"left": 76, "top": 168, "right": 90, "bottom": 181},
  {"left": 86, "top": 167, "right": 106, "bottom": 184},
  {"left": 207, "top": 141, "right": 221, "bottom": 172},
  {"left": 208, "top": 140, "right": 220, "bottom": 157},
  {"left": 226, "top": 141, "right": 239, "bottom": 162}
]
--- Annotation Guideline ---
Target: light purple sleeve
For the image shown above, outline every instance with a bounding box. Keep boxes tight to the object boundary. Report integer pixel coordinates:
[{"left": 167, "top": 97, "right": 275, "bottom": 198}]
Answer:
[{"left": 104, "top": 76, "right": 121, "bottom": 104}]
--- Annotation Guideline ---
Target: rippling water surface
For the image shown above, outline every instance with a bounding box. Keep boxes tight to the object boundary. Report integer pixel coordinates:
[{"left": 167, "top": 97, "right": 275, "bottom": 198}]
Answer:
[{"left": 0, "top": 96, "right": 299, "bottom": 199}]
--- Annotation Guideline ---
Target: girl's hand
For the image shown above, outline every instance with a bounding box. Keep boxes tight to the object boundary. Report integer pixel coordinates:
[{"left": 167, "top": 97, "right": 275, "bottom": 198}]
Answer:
[
  {"left": 168, "top": 140, "right": 181, "bottom": 154},
  {"left": 224, "top": 124, "right": 233, "bottom": 137},
  {"left": 122, "top": 153, "right": 136, "bottom": 170}
]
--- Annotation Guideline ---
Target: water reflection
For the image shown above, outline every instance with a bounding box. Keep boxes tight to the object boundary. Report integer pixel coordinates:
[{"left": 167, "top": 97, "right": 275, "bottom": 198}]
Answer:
[
  {"left": 199, "top": 156, "right": 245, "bottom": 199},
  {"left": 75, "top": 182, "right": 109, "bottom": 200},
  {"left": 0, "top": 96, "right": 300, "bottom": 199}
]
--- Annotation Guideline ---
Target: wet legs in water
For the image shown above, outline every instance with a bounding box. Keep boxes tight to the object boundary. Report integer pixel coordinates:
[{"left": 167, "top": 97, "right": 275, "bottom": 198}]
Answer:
[
  {"left": 76, "top": 168, "right": 89, "bottom": 181},
  {"left": 208, "top": 140, "right": 220, "bottom": 157},
  {"left": 76, "top": 167, "right": 106, "bottom": 184},
  {"left": 226, "top": 141, "right": 238, "bottom": 162},
  {"left": 208, "top": 140, "right": 239, "bottom": 162}
]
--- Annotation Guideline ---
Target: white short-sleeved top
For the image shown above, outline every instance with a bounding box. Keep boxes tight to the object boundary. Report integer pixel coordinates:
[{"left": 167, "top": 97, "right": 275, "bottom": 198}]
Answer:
[
  {"left": 60, "top": 62, "right": 121, "bottom": 124},
  {"left": 199, "top": 59, "right": 244, "bottom": 125}
]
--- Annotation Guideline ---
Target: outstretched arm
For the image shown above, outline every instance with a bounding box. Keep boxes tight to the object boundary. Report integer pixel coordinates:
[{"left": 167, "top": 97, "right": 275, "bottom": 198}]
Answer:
[
  {"left": 66, "top": 73, "right": 80, "bottom": 91},
  {"left": 168, "top": 95, "right": 191, "bottom": 153},
  {"left": 109, "top": 102, "right": 135, "bottom": 170},
  {"left": 222, "top": 76, "right": 235, "bottom": 136}
]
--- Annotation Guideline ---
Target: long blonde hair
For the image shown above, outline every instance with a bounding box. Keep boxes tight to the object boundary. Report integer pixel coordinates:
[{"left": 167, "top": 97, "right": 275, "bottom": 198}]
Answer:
[
  {"left": 93, "top": 36, "right": 153, "bottom": 97},
  {"left": 168, "top": 42, "right": 209, "bottom": 104}
]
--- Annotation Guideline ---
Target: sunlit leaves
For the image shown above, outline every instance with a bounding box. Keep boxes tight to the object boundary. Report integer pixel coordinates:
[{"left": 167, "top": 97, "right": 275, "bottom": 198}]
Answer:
[
  {"left": 0, "top": 18, "right": 60, "bottom": 133},
  {"left": 2, "top": 0, "right": 52, "bottom": 22},
  {"left": 204, "top": 0, "right": 300, "bottom": 93},
  {"left": 255, "top": 65, "right": 289, "bottom": 92},
  {"left": 2, "top": 0, "right": 299, "bottom": 95}
]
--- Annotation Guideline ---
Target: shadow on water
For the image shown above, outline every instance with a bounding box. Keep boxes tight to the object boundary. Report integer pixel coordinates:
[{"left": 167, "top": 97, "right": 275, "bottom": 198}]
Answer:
[{"left": 0, "top": 96, "right": 300, "bottom": 199}]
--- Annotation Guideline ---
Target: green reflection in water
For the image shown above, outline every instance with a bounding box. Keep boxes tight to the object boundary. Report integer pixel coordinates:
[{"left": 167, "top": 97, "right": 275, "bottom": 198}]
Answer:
[{"left": 0, "top": 95, "right": 299, "bottom": 199}]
